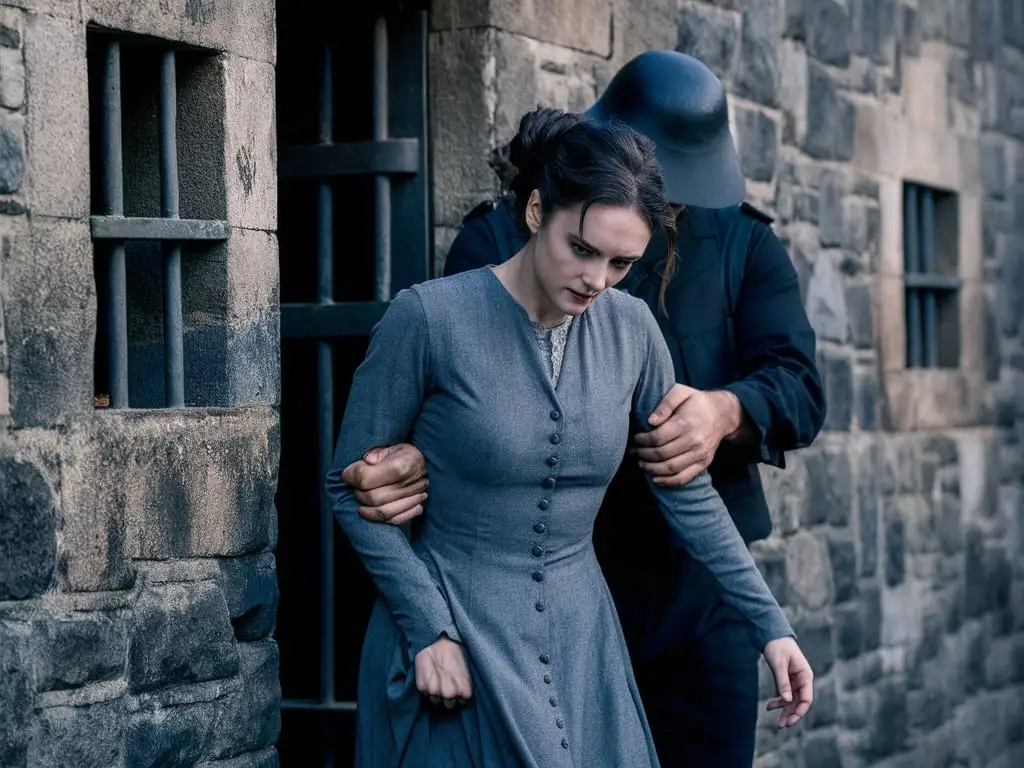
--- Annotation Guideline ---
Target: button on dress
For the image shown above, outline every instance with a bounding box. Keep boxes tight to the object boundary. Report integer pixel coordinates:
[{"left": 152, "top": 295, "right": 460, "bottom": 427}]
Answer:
[{"left": 326, "top": 267, "right": 793, "bottom": 767}]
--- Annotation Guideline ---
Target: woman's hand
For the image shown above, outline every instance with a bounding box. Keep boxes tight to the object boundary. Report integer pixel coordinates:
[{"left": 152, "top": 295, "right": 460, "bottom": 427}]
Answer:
[
  {"left": 763, "top": 636, "right": 814, "bottom": 728},
  {"left": 414, "top": 636, "right": 473, "bottom": 709}
]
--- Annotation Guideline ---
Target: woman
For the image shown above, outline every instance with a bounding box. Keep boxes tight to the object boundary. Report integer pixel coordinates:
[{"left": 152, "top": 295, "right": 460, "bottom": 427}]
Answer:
[{"left": 326, "top": 108, "right": 808, "bottom": 767}]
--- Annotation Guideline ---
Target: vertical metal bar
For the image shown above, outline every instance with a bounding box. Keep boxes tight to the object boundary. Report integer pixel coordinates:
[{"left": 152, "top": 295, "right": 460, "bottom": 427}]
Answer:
[
  {"left": 903, "top": 185, "right": 922, "bottom": 368},
  {"left": 159, "top": 50, "right": 185, "bottom": 407},
  {"left": 373, "top": 17, "right": 392, "bottom": 302},
  {"left": 920, "top": 188, "right": 938, "bottom": 368},
  {"left": 316, "top": 42, "right": 336, "bottom": 725},
  {"left": 102, "top": 40, "right": 130, "bottom": 408}
]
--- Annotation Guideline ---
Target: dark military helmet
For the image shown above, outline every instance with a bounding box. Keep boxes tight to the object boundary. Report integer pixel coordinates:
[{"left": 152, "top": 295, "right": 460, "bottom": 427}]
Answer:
[{"left": 587, "top": 50, "right": 745, "bottom": 209}]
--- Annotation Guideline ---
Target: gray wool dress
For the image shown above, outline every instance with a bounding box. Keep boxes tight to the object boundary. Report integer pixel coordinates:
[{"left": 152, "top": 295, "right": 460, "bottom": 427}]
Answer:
[{"left": 325, "top": 267, "right": 793, "bottom": 768}]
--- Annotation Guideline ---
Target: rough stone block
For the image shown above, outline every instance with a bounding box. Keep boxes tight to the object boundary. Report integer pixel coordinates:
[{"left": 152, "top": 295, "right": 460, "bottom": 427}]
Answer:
[
  {"left": 0, "top": 44, "right": 25, "bottom": 110},
  {"left": 805, "top": 442, "right": 854, "bottom": 527},
  {"left": 4, "top": 218, "right": 95, "bottom": 428},
  {"left": 209, "top": 641, "right": 280, "bottom": 758},
  {"left": 884, "top": 499, "right": 906, "bottom": 587},
  {"left": 819, "top": 348, "right": 853, "bottom": 431},
  {"left": 27, "top": 700, "right": 124, "bottom": 768},
  {"left": 835, "top": 603, "right": 864, "bottom": 660},
  {"left": 222, "top": 55, "right": 276, "bottom": 232},
  {"left": 0, "top": 113, "right": 25, "bottom": 195},
  {"left": 224, "top": 228, "right": 280, "bottom": 408},
  {"left": 805, "top": 0, "right": 851, "bottom": 67},
  {"left": 676, "top": 2, "right": 741, "bottom": 82},
  {"left": 828, "top": 536, "right": 858, "bottom": 602},
  {"left": 493, "top": 32, "right": 601, "bottom": 143},
  {"left": 852, "top": 0, "right": 898, "bottom": 65},
  {"left": 197, "top": 748, "right": 278, "bottom": 768},
  {"left": 57, "top": 424, "right": 134, "bottom": 593},
  {"left": 818, "top": 168, "right": 844, "bottom": 247},
  {"left": 85, "top": 0, "right": 275, "bottom": 64},
  {"left": 864, "top": 682, "right": 908, "bottom": 760},
  {"left": 735, "top": 0, "right": 783, "bottom": 107},
  {"left": 785, "top": 531, "right": 833, "bottom": 609},
  {"left": 794, "top": 616, "right": 835, "bottom": 676},
  {"left": 430, "top": 29, "right": 500, "bottom": 226},
  {"left": 33, "top": 614, "right": 128, "bottom": 693},
  {"left": 59, "top": 408, "right": 277, "bottom": 590},
  {"left": 846, "top": 282, "right": 873, "bottom": 349},
  {"left": 0, "top": 449, "right": 57, "bottom": 601},
  {"left": 0, "top": 621, "right": 32, "bottom": 767},
  {"left": 435, "top": 0, "right": 612, "bottom": 56},
  {"left": 803, "top": 731, "right": 842, "bottom": 766},
  {"left": 857, "top": 460, "right": 879, "bottom": 576},
  {"left": 733, "top": 104, "right": 777, "bottom": 183},
  {"left": 128, "top": 580, "right": 239, "bottom": 693},
  {"left": 804, "top": 62, "right": 855, "bottom": 161},
  {"left": 778, "top": 39, "right": 808, "bottom": 148},
  {"left": 23, "top": 12, "right": 88, "bottom": 218},
  {"left": 217, "top": 553, "right": 278, "bottom": 641},
  {"left": 126, "top": 641, "right": 279, "bottom": 766},
  {"left": 861, "top": 583, "right": 882, "bottom": 651},
  {"left": 804, "top": 254, "right": 849, "bottom": 343}
]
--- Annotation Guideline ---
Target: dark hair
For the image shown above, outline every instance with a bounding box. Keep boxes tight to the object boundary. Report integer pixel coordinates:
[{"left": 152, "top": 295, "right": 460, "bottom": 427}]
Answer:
[{"left": 504, "top": 107, "right": 678, "bottom": 313}]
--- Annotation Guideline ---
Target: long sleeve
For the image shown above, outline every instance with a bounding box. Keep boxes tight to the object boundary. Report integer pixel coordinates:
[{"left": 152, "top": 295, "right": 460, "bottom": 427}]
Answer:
[
  {"left": 722, "top": 221, "right": 826, "bottom": 468},
  {"left": 325, "top": 289, "right": 460, "bottom": 657},
  {"left": 630, "top": 301, "right": 794, "bottom": 649}
]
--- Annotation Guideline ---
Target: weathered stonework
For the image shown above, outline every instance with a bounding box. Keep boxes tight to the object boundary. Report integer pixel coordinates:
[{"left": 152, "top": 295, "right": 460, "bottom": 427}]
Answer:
[
  {"left": 0, "top": 0, "right": 280, "bottom": 765},
  {"left": 430, "top": 1, "right": 1024, "bottom": 764}
]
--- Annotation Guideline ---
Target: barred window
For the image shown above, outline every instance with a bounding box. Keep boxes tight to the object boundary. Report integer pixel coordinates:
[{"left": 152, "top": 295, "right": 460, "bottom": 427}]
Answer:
[
  {"left": 88, "top": 32, "right": 229, "bottom": 408},
  {"left": 902, "top": 182, "right": 961, "bottom": 369}
]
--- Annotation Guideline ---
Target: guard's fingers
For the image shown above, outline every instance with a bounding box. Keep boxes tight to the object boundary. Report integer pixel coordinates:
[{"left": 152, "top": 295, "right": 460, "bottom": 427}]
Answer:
[
  {"left": 354, "top": 477, "right": 429, "bottom": 508},
  {"left": 647, "top": 384, "right": 696, "bottom": 426},
  {"left": 387, "top": 505, "right": 424, "bottom": 526},
  {"left": 639, "top": 450, "right": 705, "bottom": 482},
  {"left": 768, "top": 658, "right": 793, "bottom": 703},
  {"left": 649, "top": 462, "right": 707, "bottom": 488},
  {"left": 358, "top": 493, "right": 428, "bottom": 524},
  {"left": 633, "top": 434, "right": 699, "bottom": 463}
]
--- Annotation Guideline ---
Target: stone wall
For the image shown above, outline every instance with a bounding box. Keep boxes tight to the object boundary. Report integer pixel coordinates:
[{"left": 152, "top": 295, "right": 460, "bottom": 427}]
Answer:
[
  {"left": 429, "top": 1, "right": 1024, "bottom": 765},
  {"left": 0, "top": 1, "right": 280, "bottom": 766}
]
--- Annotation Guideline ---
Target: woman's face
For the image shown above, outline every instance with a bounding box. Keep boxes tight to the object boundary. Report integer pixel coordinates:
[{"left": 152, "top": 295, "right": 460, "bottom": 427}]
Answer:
[{"left": 525, "top": 192, "right": 651, "bottom": 317}]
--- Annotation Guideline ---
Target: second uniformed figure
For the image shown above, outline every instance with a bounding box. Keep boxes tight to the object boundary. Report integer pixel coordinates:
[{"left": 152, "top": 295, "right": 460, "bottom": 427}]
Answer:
[{"left": 326, "top": 108, "right": 807, "bottom": 767}]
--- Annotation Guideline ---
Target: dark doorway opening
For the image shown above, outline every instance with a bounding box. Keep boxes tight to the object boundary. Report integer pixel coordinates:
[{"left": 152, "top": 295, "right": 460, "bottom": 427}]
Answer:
[{"left": 274, "top": 2, "right": 431, "bottom": 764}]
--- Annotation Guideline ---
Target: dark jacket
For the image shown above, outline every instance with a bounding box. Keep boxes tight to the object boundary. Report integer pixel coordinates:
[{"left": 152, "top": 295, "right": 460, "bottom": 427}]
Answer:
[{"left": 443, "top": 197, "right": 825, "bottom": 549}]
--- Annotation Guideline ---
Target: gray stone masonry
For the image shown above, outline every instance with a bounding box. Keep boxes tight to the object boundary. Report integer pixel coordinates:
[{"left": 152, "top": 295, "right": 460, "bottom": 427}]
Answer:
[
  {"left": 431, "top": 0, "right": 1024, "bottom": 764},
  {"left": 0, "top": 0, "right": 280, "bottom": 766}
]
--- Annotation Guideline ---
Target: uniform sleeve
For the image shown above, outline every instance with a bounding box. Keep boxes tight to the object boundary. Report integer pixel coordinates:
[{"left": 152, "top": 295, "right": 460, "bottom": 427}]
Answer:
[
  {"left": 631, "top": 302, "right": 794, "bottom": 649},
  {"left": 325, "top": 289, "right": 460, "bottom": 657},
  {"left": 442, "top": 215, "right": 497, "bottom": 277},
  {"left": 723, "top": 223, "right": 826, "bottom": 467}
]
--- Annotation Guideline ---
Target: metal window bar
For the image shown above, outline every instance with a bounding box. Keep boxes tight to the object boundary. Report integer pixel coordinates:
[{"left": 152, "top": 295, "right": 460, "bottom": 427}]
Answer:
[
  {"left": 903, "top": 184, "right": 922, "bottom": 368},
  {"left": 100, "top": 40, "right": 130, "bottom": 408},
  {"left": 160, "top": 50, "right": 185, "bottom": 407},
  {"left": 91, "top": 36, "right": 229, "bottom": 408},
  {"left": 316, "top": 42, "right": 337, "bottom": 717},
  {"left": 902, "top": 183, "right": 962, "bottom": 369}
]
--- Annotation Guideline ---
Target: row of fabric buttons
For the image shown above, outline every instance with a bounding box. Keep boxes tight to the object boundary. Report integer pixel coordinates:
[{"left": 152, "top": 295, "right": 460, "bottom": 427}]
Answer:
[{"left": 539, "top": 409, "right": 568, "bottom": 752}]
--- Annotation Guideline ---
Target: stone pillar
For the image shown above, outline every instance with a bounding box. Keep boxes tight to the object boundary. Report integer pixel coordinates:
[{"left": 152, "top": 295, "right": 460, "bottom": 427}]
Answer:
[{"left": 0, "top": 1, "right": 281, "bottom": 766}]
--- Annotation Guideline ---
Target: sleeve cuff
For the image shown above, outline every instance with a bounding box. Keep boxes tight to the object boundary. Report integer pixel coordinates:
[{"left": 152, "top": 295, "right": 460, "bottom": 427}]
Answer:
[
  {"left": 407, "top": 609, "right": 462, "bottom": 658},
  {"left": 751, "top": 615, "right": 797, "bottom": 651},
  {"left": 722, "top": 381, "right": 786, "bottom": 469}
]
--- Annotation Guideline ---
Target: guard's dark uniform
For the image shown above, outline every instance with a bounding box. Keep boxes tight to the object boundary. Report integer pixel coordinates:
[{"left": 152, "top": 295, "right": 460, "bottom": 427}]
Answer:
[{"left": 444, "top": 197, "right": 825, "bottom": 766}]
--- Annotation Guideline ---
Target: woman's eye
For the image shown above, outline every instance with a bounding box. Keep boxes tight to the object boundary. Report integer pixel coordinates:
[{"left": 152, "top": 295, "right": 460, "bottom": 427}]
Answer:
[
  {"left": 611, "top": 259, "right": 632, "bottom": 271},
  {"left": 570, "top": 242, "right": 590, "bottom": 256}
]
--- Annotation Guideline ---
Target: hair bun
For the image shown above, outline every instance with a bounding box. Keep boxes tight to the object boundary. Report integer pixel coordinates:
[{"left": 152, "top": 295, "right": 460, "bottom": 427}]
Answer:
[{"left": 507, "top": 107, "right": 586, "bottom": 197}]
